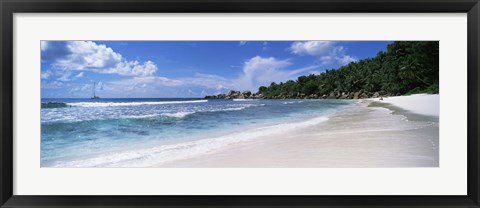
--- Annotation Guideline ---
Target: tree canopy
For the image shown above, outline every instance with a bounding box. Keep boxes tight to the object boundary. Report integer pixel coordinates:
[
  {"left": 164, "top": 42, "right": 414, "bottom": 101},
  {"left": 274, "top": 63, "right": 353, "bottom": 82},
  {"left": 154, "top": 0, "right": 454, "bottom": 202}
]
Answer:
[{"left": 257, "top": 41, "right": 439, "bottom": 99}]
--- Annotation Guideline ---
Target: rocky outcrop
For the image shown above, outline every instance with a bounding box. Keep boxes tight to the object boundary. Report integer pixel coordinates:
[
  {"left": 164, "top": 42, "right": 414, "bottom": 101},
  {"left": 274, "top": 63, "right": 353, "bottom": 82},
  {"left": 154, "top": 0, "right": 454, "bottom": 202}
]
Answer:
[
  {"left": 205, "top": 90, "right": 263, "bottom": 99},
  {"left": 251, "top": 93, "right": 264, "bottom": 99},
  {"left": 353, "top": 92, "right": 360, "bottom": 99},
  {"left": 327, "top": 92, "right": 336, "bottom": 99},
  {"left": 225, "top": 90, "right": 241, "bottom": 99}
]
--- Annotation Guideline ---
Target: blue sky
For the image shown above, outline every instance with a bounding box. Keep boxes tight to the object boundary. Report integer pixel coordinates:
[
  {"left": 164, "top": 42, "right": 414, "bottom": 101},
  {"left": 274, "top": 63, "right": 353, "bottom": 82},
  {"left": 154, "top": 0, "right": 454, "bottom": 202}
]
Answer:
[{"left": 41, "top": 41, "right": 392, "bottom": 98}]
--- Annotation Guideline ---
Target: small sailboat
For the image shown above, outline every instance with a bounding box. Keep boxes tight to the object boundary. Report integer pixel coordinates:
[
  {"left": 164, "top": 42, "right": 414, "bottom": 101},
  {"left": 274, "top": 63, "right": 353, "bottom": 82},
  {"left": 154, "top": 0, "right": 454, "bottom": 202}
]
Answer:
[{"left": 91, "top": 82, "right": 100, "bottom": 99}]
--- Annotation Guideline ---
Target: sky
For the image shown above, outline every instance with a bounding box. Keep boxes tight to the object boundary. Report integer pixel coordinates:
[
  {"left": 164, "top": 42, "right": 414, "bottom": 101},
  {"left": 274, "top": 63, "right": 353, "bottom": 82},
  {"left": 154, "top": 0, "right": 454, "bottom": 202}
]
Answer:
[{"left": 41, "top": 41, "right": 392, "bottom": 98}]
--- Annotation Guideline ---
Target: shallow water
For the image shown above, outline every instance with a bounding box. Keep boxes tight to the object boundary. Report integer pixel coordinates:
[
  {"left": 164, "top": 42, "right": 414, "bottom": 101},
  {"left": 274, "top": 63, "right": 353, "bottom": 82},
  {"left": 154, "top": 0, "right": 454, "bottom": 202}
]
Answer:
[{"left": 41, "top": 98, "right": 352, "bottom": 167}]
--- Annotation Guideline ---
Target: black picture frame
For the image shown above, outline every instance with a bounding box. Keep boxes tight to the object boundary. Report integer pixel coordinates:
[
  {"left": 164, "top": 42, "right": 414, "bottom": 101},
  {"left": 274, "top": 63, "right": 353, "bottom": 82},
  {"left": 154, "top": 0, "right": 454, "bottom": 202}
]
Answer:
[{"left": 1, "top": 0, "right": 479, "bottom": 207}]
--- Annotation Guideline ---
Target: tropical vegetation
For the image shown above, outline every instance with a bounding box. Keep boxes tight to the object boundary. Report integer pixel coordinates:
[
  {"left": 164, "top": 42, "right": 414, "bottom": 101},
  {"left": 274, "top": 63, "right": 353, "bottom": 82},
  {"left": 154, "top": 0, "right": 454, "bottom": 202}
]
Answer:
[{"left": 206, "top": 41, "right": 439, "bottom": 99}]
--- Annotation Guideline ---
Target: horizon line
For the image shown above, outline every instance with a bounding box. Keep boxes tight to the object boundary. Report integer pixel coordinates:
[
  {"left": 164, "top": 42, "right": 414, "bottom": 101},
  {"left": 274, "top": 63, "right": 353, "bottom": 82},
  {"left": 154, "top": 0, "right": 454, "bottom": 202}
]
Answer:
[{"left": 41, "top": 97, "right": 205, "bottom": 99}]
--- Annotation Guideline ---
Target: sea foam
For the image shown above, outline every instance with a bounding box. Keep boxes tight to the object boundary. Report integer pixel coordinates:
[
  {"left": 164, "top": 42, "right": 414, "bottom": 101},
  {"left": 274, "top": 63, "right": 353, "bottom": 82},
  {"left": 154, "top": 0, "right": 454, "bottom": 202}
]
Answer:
[
  {"left": 49, "top": 115, "right": 329, "bottom": 167},
  {"left": 233, "top": 99, "right": 255, "bottom": 101},
  {"left": 161, "top": 112, "right": 195, "bottom": 118}
]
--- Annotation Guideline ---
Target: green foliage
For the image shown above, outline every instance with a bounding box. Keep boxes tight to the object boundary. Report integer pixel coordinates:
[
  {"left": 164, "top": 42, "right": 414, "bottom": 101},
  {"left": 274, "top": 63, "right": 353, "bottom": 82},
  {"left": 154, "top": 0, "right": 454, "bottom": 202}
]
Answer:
[{"left": 257, "top": 41, "right": 439, "bottom": 99}]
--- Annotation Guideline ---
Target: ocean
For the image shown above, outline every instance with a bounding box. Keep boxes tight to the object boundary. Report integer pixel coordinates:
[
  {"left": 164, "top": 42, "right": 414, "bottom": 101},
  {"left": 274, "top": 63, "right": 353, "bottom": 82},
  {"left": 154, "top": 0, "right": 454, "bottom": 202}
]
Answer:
[{"left": 41, "top": 98, "right": 353, "bottom": 167}]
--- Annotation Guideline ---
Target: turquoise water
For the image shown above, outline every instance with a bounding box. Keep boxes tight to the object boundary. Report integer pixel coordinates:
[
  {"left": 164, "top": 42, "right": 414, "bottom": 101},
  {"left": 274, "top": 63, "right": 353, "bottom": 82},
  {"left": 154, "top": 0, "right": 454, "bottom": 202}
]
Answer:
[{"left": 41, "top": 98, "right": 352, "bottom": 167}]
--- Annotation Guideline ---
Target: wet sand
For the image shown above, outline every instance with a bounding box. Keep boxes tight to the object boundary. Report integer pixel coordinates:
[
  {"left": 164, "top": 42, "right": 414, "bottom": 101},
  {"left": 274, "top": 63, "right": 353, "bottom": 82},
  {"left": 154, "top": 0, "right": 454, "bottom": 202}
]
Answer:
[{"left": 156, "top": 99, "right": 439, "bottom": 168}]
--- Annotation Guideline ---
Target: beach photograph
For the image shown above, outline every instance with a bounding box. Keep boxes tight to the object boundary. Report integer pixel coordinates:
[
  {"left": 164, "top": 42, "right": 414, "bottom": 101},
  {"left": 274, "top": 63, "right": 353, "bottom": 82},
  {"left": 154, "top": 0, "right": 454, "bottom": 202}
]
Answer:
[{"left": 40, "top": 41, "right": 439, "bottom": 168}]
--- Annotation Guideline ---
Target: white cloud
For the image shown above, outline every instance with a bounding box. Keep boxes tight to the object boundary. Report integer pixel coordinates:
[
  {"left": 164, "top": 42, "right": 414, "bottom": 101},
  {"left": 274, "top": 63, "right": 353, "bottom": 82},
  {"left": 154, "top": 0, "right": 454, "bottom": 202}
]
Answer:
[
  {"left": 64, "top": 82, "right": 109, "bottom": 97},
  {"left": 51, "top": 56, "right": 319, "bottom": 97},
  {"left": 47, "top": 51, "right": 322, "bottom": 97},
  {"left": 262, "top": 41, "right": 268, "bottom": 51},
  {"left": 290, "top": 41, "right": 358, "bottom": 66},
  {"left": 41, "top": 81, "right": 63, "bottom": 89},
  {"left": 107, "top": 60, "right": 158, "bottom": 76},
  {"left": 97, "top": 81, "right": 104, "bottom": 90},
  {"left": 110, "top": 76, "right": 183, "bottom": 92},
  {"left": 55, "top": 71, "right": 85, "bottom": 82},
  {"left": 75, "top": 72, "right": 84, "bottom": 79},
  {"left": 98, "top": 76, "right": 186, "bottom": 97},
  {"left": 187, "top": 89, "right": 198, "bottom": 96},
  {"left": 81, "top": 84, "right": 90, "bottom": 91},
  {"left": 290, "top": 41, "right": 333, "bottom": 56},
  {"left": 122, "top": 76, "right": 183, "bottom": 87},
  {"left": 336, "top": 55, "right": 358, "bottom": 65},
  {"left": 239, "top": 41, "right": 247, "bottom": 46},
  {"left": 234, "top": 56, "right": 317, "bottom": 91},
  {"left": 67, "top": 83, "right": 91, "bottom": 96},
  {"left": 181, "top": 73, "right": 234, "bottom": 90},
  {"left": 41, "top": 41, "right": 49, "bottom": 51},
  {"left": 45, "top": 41, "right": 158, "bottom": 77},
  {"left": 84, "top": 73, "right": 236, "bottom": 98},
  {"left": 287, "top": 65, "right": 319, "bottom": 76},
  {"left": 41, "top": 70, "right": 52, "bottom": 79},
  {"left": 57, "top": 71, "right": 73, "bottom": 81},
  {"left": 56, "top": 41, "right": 122, "bottom": 70}
]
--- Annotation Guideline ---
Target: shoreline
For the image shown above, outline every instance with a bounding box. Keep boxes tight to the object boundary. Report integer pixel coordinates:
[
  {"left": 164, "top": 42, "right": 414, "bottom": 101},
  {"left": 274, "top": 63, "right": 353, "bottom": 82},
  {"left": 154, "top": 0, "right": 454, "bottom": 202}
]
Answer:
[
  {"left": 156, "top": 94, "right": 439, "bottom": 168},
  {"left": 370, "top": 94, "right": 439, "bottom": 117},
  {"left": 44, "top": 94, "right": 439, "bottom": 168}
]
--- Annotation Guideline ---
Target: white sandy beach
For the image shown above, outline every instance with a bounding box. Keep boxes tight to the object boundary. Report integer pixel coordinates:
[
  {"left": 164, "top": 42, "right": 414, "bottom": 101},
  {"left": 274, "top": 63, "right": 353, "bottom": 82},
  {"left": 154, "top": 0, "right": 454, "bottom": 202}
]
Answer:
[
  {"left": 375, "top": 94, "right": 439, "bottom": 117},
  {"left": 156, "top": 94, "right": 439, "bottom": 168}
]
